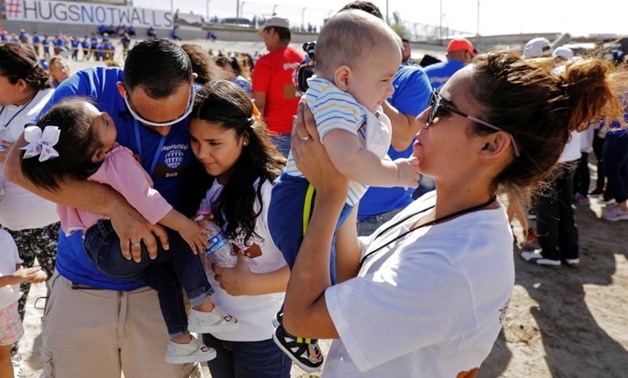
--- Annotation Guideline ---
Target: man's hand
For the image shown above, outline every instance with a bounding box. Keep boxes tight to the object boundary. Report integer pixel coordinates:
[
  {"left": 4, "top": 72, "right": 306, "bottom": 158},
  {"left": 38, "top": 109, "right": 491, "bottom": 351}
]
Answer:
[{"left": 110, "top": 204, "right": 169, "bottom": 262}]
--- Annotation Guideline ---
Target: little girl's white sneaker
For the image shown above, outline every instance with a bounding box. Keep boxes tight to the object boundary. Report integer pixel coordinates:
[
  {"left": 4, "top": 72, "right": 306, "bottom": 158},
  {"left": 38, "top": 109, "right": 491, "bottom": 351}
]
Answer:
[
  {"left": 165, "top": 336, "right": 216, "bottom": 364},
  {"left": 188, "top": 308, "right": 239, "bottom": 333}
]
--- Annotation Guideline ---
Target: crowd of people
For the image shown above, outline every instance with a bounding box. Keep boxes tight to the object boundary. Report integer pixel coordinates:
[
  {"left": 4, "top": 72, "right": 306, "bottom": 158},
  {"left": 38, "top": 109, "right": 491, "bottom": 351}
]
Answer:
[{"left": 1, "top": 1, "right": 627, "bottom": 377}]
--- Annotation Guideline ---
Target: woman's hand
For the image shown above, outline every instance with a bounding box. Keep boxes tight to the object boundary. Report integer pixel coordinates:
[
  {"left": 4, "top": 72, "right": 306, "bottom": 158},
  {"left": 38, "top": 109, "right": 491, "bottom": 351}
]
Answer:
[{"left": 291, "top": 102, "right": 349, "bottom": 197}]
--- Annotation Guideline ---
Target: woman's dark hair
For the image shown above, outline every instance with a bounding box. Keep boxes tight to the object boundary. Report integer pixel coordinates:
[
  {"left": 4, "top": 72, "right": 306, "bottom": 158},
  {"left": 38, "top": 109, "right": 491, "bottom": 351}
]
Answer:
[
  {"left": 0, "top": 43, "right": 50, "bottom": 90},
  {"left": 124, "top": 38, "right": 192, "bottom": 98},
  {"left": 21, "top": 98, "right": 103, "bottom": 191},
  {"left": 181, "top": 43, "right": 225, "bottom": 84},
  {"left": 229, "top": 57, "right": 244, "bottom": 77},
  {"left": 471, "top": 52, "right": 627, "bottom": 227},
  {"left": 192, "top": 80, "right": 285, "bottom": 245}
]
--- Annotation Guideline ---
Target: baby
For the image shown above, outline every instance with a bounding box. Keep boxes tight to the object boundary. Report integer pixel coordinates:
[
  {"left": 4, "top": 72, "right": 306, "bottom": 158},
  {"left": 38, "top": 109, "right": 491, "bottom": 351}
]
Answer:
[{"left": 268, "top": 9, "right": 419, "bottom": 372}]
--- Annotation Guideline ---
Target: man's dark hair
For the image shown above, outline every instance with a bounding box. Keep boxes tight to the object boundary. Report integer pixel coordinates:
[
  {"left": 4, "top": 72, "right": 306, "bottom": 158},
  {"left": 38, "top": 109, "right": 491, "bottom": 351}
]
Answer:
[
  {"left": 265, "top": 26, "right": 291, "bottom": 43},
  {"left": 339, "top": 1, "right": 383, "bottom": 19},
  {"left": 124, "top": 38, "right": 192, "bottom": 98}
]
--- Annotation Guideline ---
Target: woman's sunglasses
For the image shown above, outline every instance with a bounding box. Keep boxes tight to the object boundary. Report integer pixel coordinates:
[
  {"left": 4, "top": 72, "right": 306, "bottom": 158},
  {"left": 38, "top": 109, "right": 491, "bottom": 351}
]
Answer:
[{"left": 426, "top": 90, "right": 520, "bottom": 157}]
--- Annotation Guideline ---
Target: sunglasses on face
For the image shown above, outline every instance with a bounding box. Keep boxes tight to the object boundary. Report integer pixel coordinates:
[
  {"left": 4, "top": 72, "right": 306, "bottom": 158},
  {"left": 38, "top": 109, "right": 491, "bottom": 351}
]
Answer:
[
  {"left": 122, "top": 84, "right": 195, "bottom": 127},
  {"left": 426, "top": 90, "right": 520, "bottom": 158}
]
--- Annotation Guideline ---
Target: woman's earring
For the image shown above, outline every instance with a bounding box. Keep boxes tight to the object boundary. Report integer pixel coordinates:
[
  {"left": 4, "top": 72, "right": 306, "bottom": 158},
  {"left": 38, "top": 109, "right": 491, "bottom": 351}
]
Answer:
[{"left": 243, "top": 141, "right": 248, "bottom": 146}]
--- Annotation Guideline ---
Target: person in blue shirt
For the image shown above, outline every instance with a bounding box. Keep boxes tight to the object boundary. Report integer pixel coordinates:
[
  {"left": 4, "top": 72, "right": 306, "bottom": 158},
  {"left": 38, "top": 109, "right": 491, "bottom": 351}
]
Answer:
[
  {"left": 70, "top": 36, "right": 80, "bottom": 61},
  {"left": 424, "top": 38, "right": 475, "bottom": 92},
  {"left": 31, "top": 32, "right": 41, "bottom": 56},
  {"left": 357, "top": 64, "right": 432, "bottom": 235},
  {"left": 41, "top": 35, "right": 50, "bottom": 59},
  {"left": 4, "top": 38, "right": 205, "bottom": 378},
  {"left": 80, "top": 36, "right": 90, "bottom": 61}
]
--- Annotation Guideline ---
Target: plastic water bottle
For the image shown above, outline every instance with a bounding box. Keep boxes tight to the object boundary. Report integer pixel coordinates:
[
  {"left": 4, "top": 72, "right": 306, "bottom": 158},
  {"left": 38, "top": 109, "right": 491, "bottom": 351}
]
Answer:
[
  {"left": 203, "top": 220, "right": 237, "bottom": 268},
  {"left": 195, "top": 199, "right": 237, "bottom": 269}
]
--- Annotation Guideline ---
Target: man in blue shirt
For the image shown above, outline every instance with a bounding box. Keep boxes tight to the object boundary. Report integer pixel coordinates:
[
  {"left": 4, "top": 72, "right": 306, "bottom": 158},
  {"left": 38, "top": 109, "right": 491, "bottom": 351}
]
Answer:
[
  {"left": 5, "top": 38, "right": 203, "bottom": 378},
  {"left": 357, "top": 64, "right": 432, "bottom": 235},
  {"left": 424, "top": 38, "right": 475, "bottom": 92}
]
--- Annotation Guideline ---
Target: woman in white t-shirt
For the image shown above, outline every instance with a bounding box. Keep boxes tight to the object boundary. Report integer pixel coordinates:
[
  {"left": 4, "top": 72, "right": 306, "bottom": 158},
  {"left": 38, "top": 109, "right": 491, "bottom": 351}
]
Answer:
[
  {"left": 188, "top": 81, "right": 291, "bottom": 377},
  {"left": 283, "top": 52, "right": 628, "bottom": 377},
  {"left": 0, "top": 43, "right": 58, "bottom": 321}
]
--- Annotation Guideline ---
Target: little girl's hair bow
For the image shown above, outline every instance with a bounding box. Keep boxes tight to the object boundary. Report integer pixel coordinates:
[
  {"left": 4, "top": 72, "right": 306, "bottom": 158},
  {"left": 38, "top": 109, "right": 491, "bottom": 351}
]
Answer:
[{"left": 21, "top": 125, "right": 61, "bottom": 162}]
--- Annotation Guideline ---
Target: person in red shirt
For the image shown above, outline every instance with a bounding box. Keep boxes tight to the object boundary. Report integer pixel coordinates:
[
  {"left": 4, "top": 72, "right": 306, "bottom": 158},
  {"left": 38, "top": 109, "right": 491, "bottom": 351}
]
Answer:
[{"left": 252, "top": 16, "right": 305, "bottom": 157}]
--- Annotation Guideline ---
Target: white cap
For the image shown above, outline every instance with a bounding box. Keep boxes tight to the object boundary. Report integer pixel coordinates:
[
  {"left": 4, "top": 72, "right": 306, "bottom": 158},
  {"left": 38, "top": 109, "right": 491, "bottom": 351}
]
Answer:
[
  {"left": 522, "top": 37, "right": 551, "bottom": 58},
  {"left": 260, "top": 16, "right": 290, "bottom": 30},
  {"left": 553, "top": 47, "right": 574, "bottom": 60}
]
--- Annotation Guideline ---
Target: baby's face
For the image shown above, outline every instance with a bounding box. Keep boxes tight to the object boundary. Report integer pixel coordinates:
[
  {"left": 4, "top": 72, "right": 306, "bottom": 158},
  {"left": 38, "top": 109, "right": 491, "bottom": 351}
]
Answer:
[
  {"left": 346, "top": 41, "right": 401, "bottom": 113},
  {"left": 84, "top": 102, "right": 117, "bottom": 159}
]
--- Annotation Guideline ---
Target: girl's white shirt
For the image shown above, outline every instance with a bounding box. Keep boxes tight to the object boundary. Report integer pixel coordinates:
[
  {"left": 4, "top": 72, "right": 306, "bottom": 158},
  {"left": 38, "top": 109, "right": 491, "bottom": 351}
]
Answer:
[{"left": 203, "top": 178, "right": 287, "bottom": 341}]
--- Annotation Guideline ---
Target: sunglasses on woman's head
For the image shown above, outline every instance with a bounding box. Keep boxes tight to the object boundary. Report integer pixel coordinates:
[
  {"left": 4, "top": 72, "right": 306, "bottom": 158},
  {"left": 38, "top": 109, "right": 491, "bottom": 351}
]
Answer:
[{"left": 426, "top": 90, "right": 520, "bottom": 157}]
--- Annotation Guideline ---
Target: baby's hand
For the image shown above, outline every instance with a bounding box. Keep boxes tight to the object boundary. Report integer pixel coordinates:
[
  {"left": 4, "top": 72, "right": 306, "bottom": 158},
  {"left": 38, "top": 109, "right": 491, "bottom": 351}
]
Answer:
[
  {"left": 394, "top": 157, "right": 421, "bottom": 189},
  {"left": 179, "top": 222, "right": 212, "bottom": 255}
]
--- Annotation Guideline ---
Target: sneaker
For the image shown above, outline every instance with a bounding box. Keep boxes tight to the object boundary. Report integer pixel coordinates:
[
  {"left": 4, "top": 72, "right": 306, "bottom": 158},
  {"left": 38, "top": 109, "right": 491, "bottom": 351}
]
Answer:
[
  {"left": 602, "top": 206, "right": 628, "bottom": 222},
  {"left": 272, "top": 311, "right": 282, "bottom": 328},
  {"left": 589, "top": 187, "right": 604, "bottom": 196},
  {"left": 272, "top": 324, "right": 323, "bottom": 373},
  {"left": 165, "top": 337, "right": 216, "bottom": 364},
  {"left": 187, "top": 308, "right": 239, "bottom": 333},
  {"left": 520, "top": 249, "right": 560, "bottom": 267},
  {"left": 574, "top": 193, "right": 590, "bottom": 206},
  {"left": 564, "top": 258, "right": 580, "bottom": 268}
]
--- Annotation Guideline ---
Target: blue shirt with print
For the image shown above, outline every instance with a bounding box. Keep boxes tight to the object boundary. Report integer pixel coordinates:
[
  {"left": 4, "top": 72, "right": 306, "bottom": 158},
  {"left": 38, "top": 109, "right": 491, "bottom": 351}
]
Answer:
[
  {"left": 357, "top": 65, "right": 432, "bottom": 219},
  {"left": 39, "top": 67, "right": 197, "bottom": 290}
]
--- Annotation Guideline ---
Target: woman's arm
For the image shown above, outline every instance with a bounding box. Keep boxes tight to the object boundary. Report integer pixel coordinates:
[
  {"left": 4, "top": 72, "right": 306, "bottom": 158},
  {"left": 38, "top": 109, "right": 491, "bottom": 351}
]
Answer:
[
  {"left": 282, "top": 103, "right": 351, "bottom": 339},
  {"left": 214, "top": 258, "right": 290, "bottom": 296}
]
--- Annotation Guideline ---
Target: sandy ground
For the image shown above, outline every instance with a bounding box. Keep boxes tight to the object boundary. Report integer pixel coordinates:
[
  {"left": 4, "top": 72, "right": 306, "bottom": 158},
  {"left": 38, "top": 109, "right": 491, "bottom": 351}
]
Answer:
[{"left": 11, "top": 44, "right": 628, "bottom": 378}]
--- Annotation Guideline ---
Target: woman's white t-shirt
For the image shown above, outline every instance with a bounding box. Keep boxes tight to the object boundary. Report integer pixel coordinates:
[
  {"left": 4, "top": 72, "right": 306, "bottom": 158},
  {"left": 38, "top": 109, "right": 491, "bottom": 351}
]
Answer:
[
  {"left": 203, "top": 178, "right": 287, "bottom": 342},
  {"left": 323, "top": 192, "right": 515, "bottom": 377},
  {"left": 0, "top": 88, "right": 59, "bottom": 230}
]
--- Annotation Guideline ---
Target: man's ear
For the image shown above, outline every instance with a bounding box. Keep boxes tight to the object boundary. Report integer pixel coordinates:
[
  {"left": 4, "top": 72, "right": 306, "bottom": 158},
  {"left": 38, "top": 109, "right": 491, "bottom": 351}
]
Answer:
[
  {"left": 334, "top": 66, "right": 352, "bottom": 91},
  {"left": 116, "top": 81, "right": 125, "bottom": 98}
]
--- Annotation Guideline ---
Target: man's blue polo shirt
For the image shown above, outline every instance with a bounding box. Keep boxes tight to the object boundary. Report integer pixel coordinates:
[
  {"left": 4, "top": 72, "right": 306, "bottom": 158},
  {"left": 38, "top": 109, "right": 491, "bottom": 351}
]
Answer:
[
  {"left": 40, "top": 67, "right": 196, "bottom": 290},
  {"left": 424, "top": 59, "right": 465, "bottom": 92},
  {"left": 357, "top": 65, "right": 432, "bottom": 219}
]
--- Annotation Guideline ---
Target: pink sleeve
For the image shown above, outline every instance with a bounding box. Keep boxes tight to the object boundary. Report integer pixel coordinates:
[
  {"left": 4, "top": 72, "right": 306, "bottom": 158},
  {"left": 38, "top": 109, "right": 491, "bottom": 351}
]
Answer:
[{"left": 89, "top": 147, "right": 173, "bottom": 225}]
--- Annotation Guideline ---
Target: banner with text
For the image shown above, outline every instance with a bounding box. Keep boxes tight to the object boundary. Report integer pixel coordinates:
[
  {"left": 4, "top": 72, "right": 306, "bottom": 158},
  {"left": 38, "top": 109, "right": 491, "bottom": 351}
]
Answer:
[{"left": 5, "top": 0, "right": 173, "bottom": 29}]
